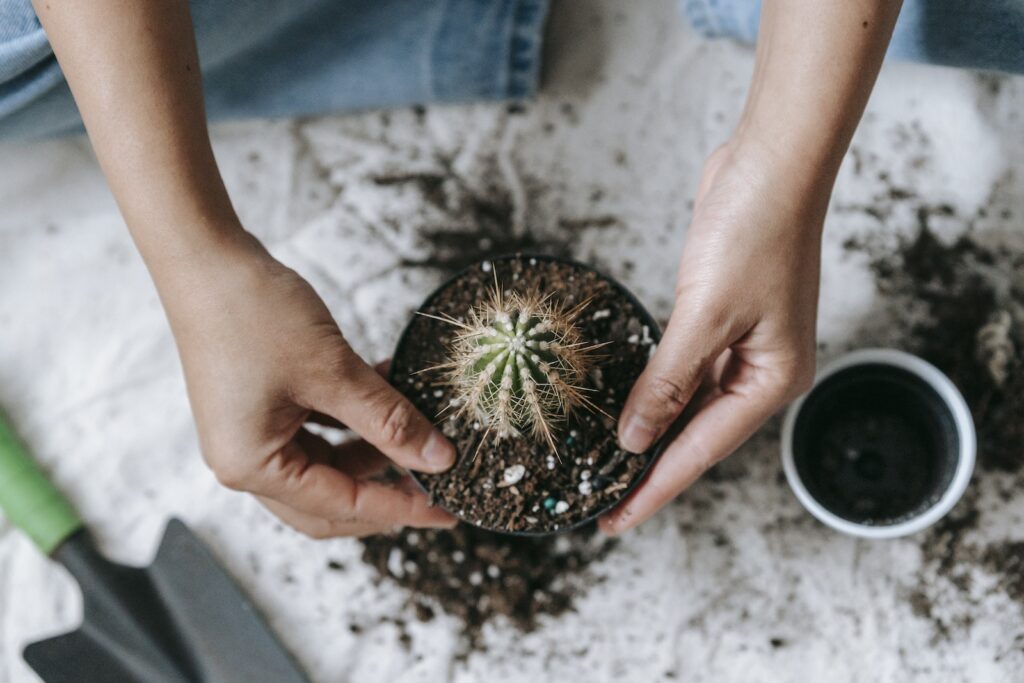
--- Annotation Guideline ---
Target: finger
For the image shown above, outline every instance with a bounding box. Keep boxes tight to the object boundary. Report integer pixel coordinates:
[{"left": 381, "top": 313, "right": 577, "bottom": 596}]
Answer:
[
  {"left": 258, "top": 496, "right": 391, "bottom": 539},
  {"left": 294, "top": 429, "right": 393, "bottom": 480},
  {"left": 304, "top": 361, "right": 390, "bottom": 430},
  {"left": 617, "top": 306, "right": 735, "bottom": 454},
  {"left": 252, "top": 438, "right": 456, "bottom": 528},
  {"left": 308, "top": 350, "right": 456, "bottom": 473},
  {"left": 601, "top": 365, "right": 785, "bottom": 535}
]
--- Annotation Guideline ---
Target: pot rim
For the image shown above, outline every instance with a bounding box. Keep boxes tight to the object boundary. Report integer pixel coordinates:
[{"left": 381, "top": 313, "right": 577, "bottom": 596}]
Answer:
[
  {"left": 389, "top": 252, "right": 665, "bottom": 537},
  {"left": 780, "top": 348, "right": 976, "bottom": 539}
]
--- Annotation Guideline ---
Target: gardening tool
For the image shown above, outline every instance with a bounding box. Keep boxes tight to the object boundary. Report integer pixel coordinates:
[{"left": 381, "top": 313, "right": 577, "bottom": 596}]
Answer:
[{"left": 0, "top": 410, "right": 310, "bottom": 683}]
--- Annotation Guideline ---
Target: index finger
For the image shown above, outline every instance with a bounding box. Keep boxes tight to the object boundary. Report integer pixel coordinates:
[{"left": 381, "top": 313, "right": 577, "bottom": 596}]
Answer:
[{"left": 252, "top": 438, "right": 455, "bottom": 529}]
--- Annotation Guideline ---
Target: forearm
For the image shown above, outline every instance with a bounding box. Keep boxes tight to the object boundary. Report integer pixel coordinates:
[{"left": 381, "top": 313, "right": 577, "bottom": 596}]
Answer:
[
  {"left": 32, "top": 1, "right": 249, "bottom": 279},
  {"left": 735, "top": 0, "right": 902, "bottom": 214}
]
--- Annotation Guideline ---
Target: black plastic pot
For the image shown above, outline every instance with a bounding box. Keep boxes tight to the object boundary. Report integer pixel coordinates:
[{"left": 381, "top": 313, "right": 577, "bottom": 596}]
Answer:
[{"left": 389, "top": 253, "right": 665, "bottom": 536}]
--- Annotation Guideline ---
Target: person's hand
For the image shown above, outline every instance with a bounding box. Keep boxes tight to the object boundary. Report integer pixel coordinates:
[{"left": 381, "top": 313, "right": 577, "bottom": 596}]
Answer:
[
  {"left": 600, "top": 139, "right": 824, "bottom": 534},
  {"left": 163, "top": 234, "right": 457, "bottom": 538}
]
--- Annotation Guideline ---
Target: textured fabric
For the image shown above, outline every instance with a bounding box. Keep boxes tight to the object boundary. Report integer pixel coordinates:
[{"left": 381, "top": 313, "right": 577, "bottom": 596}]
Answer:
[
  {"left": 683, "top": 0, "right": 1024, "bottom": 74},
  {"left": 0, "top": 0, "right": 550, "bottom": 139}
]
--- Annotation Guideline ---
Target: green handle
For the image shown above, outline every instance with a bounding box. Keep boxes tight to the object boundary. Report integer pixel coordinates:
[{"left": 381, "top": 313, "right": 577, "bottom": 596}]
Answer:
[{"left": 0, "top": 411, "right": 82, "bottom": 554}]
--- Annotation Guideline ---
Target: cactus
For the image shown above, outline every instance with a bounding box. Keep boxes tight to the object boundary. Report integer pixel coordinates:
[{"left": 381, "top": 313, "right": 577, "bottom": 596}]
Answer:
[{"left": 425, "top": 283, "right": 606, "bottom": 454}]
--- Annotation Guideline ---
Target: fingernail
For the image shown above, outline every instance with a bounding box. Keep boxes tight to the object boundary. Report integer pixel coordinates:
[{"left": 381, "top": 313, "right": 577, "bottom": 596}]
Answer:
[
  {"left": 421, "top": 431, "right": 456, "bottom": 470},
  {"left": 619, "top": 416, "right": 657, "bottom": 453}
]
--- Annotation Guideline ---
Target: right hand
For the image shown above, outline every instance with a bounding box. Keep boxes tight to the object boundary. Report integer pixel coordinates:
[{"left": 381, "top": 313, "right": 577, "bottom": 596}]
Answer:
[{"left": 162, "top": 234, "right": 457, "bottom": 538}]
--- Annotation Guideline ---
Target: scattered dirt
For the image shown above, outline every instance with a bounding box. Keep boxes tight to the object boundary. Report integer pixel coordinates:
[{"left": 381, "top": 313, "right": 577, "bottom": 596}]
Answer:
[
  {"left": 359, "top": 523, "right": 617, "bottom": 652},
  {"left": 845, "top": 185, "right": 1024, "bottom": 643},
  {"left": 390, "top": 256, "right": 659, "bottom": 533},
  {"left": 849, "top": 217, "right": 1024, "bottom": 474}
]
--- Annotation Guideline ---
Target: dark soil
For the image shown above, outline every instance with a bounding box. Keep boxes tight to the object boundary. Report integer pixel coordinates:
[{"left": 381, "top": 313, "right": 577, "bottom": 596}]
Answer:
[
  {"left": 792, "top": 365, "right": 955, "bottom": 524},
  {"left": 360, "top": 523, "right": 616, "bottom": 652},
  {"left": 390, "top": 255, "right": 659, "bottom": 534}
]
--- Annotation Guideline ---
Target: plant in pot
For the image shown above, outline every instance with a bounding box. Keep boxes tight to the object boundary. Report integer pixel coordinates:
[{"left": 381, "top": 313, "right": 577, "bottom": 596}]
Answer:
[{"left": 390, "top": 254, "right": 662, "bottom": 535}]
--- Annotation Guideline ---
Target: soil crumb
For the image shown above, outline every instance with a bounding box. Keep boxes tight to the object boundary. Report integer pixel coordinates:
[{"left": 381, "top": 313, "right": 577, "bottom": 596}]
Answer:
[{"left": 360, "top": 523, "right": 616, "bottom": 652}]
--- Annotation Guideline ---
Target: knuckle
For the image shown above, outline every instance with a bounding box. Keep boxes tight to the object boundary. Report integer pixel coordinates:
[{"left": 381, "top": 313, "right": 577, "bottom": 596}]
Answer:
[
  {"left": 212, "top": 461, "right": 251, "bottom": 491},
  {"left": 645, "top": 374, "right": 690, "bottom": 414},
  {"left": 777, "top": 361, "right": 816, "bottom": 401},
  {"left": 375, "top": 397, "right": 418, "bottom": 448}
]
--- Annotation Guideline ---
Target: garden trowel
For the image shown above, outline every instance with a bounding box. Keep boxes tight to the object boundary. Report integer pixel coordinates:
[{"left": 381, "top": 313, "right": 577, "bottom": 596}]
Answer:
[{"left": 0, "top": 411, "right": 310, "bottom": 683}]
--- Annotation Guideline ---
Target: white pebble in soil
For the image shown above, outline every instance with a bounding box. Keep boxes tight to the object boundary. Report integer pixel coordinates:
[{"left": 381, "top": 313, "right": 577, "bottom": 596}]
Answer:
[
  {"left": 503, "top": 464, "right": 526, "bottom": 486},
  {"left": 387, "top": 548, "right": 404, "bottom": 578},
  {"left": 554, "top": 500, "right": 570, "bottom": 514},
  {"left": 578, "top": 481, "right": 593, "bottom": 496}
]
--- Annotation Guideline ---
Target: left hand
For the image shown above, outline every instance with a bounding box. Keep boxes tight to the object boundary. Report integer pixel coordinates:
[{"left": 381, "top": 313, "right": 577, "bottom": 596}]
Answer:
[{"left": 599, "top": 139, "right": 824, "bottom": 534}]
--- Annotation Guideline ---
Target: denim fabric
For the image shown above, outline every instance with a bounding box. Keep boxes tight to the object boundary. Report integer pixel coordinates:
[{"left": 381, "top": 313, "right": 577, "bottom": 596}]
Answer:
[
  {"left": 0, "top": 0, "right": 549, "bottom": 139},
  {"left": 683, "top": 0, "right": 1024, "bottom": 75}
]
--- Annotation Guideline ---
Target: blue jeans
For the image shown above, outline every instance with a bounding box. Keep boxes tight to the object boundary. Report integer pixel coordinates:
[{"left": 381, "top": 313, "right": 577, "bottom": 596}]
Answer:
[
  {"left": 684, "top": 0, "right": 1024, "bottom": 73},
  {"left": 1, "top": 0, "right": 1022, "bottom": 140},
  {"left": 0, "top": 0, "right": 549, "bottom": 139}
]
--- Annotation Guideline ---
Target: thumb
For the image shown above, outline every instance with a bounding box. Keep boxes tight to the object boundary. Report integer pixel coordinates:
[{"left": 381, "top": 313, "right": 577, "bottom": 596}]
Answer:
[
  {"left": 618, "top": 306, "right": 730, "bottom": 454},
  {"left": 307, "top": 348, "right": 456, "bottom": 473}
]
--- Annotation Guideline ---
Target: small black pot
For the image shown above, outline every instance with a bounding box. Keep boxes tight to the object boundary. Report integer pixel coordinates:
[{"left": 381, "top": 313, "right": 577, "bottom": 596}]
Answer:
[{"left": 389, "top": 253, "right": 665, "bottom": 536}]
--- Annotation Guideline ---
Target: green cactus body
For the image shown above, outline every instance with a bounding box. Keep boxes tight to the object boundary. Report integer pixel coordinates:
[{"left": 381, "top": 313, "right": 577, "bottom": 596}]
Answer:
[{"left": 432, "top": 285, "right": 604, "bottom": 453}]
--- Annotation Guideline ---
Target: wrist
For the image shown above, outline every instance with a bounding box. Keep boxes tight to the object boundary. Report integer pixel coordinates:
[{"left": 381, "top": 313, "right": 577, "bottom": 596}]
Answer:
[
  {"left": 724, "top": 127, "right": 837, "bottom": 227},
  {"left": 142, "top": 219, "right": 274, "bottom": 322}
]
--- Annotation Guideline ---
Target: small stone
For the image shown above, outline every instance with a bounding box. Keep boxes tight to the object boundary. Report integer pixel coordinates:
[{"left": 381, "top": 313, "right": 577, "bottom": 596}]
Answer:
[
  {"left": 433, "top": 389, "right": 444, "bottom": 398},
  {"left": 525, "top": 516, "right": 539, "bottom": 524},
  {"left": 403, "top": 560, "right": 418, "bottom": 574},
  {"left": 481, "top": 260, "right": 492, "bottom": 272},
  {"left": 580, "top": 470, "right": 591, "bottom": 480},
  {"left": 406, "top": 532, "right": 420, "bottom": 545},
  {"left": 578, "top": 481, "right": 593, "bottom": 495},
  {"left": 543, "top": 497, "right": 557, "bottom": 511},
  {"left": 570, "top": 429, "right": 578, "bottom": 438},
  {"left": 468, "top": 571, "right": 483, "bottom": 586},
  {"left": 627, "top": 333, "right": 640, "bottom": 344},
  {"left": 591, "top": 309, "right": 611, "bottom": 320},
  {"left": 554, "top": 500, "right": 570, "bottom": 514},
  {"left": 387, "top": 548, "right": 404, "bottom": 577},
  {"left": 487, "top": 564, "right": 501, "bottom": 578},
  {"left": 452, "top": 550, "right": 466, "bottom": 563},
  {"left": 502, "top": 464, "right": 526, "bottom": 486},
  {"left": 529, "top": 257, "right": 537, "bottom": 265}
]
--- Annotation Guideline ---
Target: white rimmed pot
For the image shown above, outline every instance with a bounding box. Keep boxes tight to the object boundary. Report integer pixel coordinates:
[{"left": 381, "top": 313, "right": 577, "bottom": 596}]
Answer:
[{"left": 781, "top": 348, "right": 976, "bottom": 539}]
